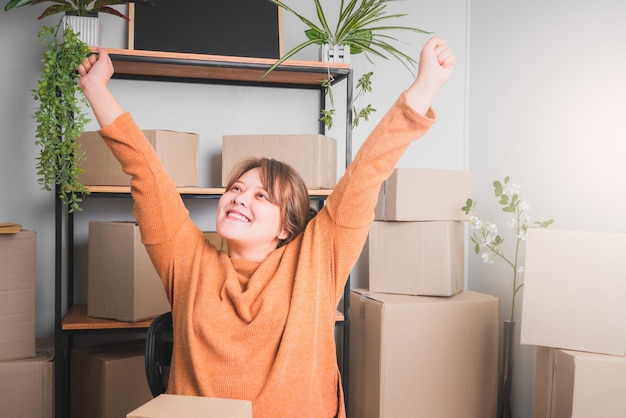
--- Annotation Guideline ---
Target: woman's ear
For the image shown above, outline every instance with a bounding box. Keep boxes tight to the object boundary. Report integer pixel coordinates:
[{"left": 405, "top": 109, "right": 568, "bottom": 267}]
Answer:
[{"left": 278, "top": 227, "right": 290, "bottom": 241}]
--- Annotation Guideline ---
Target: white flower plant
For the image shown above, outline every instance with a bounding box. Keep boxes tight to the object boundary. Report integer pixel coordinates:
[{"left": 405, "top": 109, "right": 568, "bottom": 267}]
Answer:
[{"left": 462, "top": 177, "right": 553, "bottom": 322}]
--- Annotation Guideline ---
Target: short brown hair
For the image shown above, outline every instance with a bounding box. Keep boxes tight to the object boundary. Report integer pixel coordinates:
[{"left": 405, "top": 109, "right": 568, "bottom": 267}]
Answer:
[{"left": 225, "top": 157, "right": 315, "bottom": 246}]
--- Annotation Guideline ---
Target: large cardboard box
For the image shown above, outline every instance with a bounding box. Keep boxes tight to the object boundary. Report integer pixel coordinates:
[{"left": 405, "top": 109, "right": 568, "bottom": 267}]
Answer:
[
  {"left": 521, "top": 228, "right": 626, "bottom": 356},
  {"left": 534, "top": 346, "right": 626, "bottom": 418},
  {"left": 77, "top": 129, "right": 199, "bottom": 187},
  {"left": 0, "top": 230, "right": 36, "bottom": 361},
  {"left": 71, "top": 340, "right": 153, "bottom": 418},
  {"left": 368, "top": 221, "right": 464, "bottom": 296},
  {"left": 222, "top": 134, "right": 337, "bottom": 189},
  {"left": 374, "top": 168, "right": 472, "bottom": 221},
  {"left": 0, "top": 348, "right": 54, "bottom": 418},
  {"left": 127, "top": 394, "right": 252, "bottom": 418},
  {"left": 349, "top": 289, "right": 499, "bottom": 418},
  {"left": 203, "top": 231, "right": 229, "bottom": 253},
  {"left": 88, "top": 221, "right": 170, "bottom": 322}
]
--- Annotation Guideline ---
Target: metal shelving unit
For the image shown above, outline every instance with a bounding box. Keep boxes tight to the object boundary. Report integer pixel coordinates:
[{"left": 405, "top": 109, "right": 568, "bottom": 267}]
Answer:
[{"left": 54, "top": 50, "right": 353, "bottom": 418}]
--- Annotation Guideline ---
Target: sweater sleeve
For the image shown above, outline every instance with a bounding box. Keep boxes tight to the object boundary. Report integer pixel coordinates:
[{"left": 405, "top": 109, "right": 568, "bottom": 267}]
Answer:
[
  {"left": 97, "top": 113, "right": 203, "bottom": 291},
  {"left": 324, "top": 91, "right": 436, "bottom": 227},
  {"left": 316, "top": 92, "right": 436, "bottom": 300}
]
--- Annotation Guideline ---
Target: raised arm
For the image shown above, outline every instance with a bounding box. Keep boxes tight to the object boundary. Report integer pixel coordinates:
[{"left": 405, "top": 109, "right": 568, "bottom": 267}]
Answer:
[{"left": 77, "top": 49, "right": 199, "bottom": 286}]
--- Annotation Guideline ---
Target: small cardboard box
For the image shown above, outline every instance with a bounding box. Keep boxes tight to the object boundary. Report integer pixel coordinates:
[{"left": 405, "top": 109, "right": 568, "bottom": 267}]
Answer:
[
  {"left": 521, "top": 228, "right": 626, "bottom": 356},
  {"left": 534, "top": 346, "right": 626, "bottom": 418},
  {"left": 203, "top": 231, "right": 229, "bottom": 253},
  {"left": 0, "top": 230, "right": 36, "bottom": 361},
  {"left": 222, "top": 134, "right": 337, "bottom": 189},
  {"left": 88, "top": 221, "right": 170, "bottom": 322},
  {"left": 374, "top": 168, "right": 473, "bottom": 221},
  {"left": 0, "top": 348, "right": 54, "bottom": 418},
  {"left": 368, "top": 221, "right": 464, "bottom": 296},
  {"left": 71, "top": 340, "right": 153, "bottom": 418},
  {"left": 127, "top": 394, "right": 253, "bottom": 418},
  {"left": 349, "top": 290, "right": 499, "bottom": 418},
  {"left": 77, "top": 129, "right": 199, "bottom": 187}
]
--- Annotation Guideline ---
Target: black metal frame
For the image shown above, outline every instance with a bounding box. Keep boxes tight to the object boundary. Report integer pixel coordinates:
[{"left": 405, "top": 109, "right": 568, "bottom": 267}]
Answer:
[{"left": 54, "top": 53, "right": 353, "bottom": 418}]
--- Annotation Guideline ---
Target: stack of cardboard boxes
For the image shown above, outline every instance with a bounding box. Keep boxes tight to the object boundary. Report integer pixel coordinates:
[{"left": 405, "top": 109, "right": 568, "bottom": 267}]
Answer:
[
  {"left": 349, "top": 168, "right": 500, "bottom": 418},
  {"left": 72, "top": 128, "right": 202, "bottom": 418},
  {"left": 520, "top": 228, "right": 626, "bottom": 416},
  {"left": 0, "top": 227, "right": 54, "bottom": 418}
]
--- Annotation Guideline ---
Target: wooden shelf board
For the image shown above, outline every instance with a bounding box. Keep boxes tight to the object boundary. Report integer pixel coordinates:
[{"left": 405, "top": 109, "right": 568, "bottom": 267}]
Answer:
[
  {"left": 105, "top": 48, "right": 350, "bottom": 85},
  {"left": 63, "top": 304, "right": 344, "bottom": 330},
  {"left": 62, "top": 304, "right": 154, "bottom": 330},
  {"left": 85, "top": 185, "right": 332, "bottom": 197}
]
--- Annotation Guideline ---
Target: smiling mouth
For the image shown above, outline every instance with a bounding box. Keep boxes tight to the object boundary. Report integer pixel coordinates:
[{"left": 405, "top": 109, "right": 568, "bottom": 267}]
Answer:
[{"left": 227, "top": 211, "right": 250, "bottom": 222}]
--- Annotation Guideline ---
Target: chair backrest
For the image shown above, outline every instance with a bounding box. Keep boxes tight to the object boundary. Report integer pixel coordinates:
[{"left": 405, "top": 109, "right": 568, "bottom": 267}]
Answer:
[{"left": 145, "top": 311, "right": 173, "bottom": 397}]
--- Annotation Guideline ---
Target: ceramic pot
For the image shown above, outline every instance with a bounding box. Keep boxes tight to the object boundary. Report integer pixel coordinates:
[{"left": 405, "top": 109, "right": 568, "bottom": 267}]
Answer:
[
  {"left": 320, "top": 44, "right": 350, "bottom": 64},
  {"left": 63, "top": 14, "right": 101, "bottom": 47}
]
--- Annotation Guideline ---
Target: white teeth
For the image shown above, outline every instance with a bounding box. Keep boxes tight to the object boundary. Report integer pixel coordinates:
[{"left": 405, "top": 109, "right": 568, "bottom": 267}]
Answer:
[{"left": 228, "top": 212, "right": 250, "bottom": 222}]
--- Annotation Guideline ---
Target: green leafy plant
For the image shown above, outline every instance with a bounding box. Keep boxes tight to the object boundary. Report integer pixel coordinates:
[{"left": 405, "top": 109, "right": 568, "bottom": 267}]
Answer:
[
  {"left": 4, "top": 0, "right": 156, "bottom": 20},
  {"left": 462, "top": 177, "right": 554, "bottom": 322},
  {"left": 34, "top": 23, "right": 91, "bottom": 212},
  {"left": 264, "top": 0, "right": 430, "bottom": 128}
]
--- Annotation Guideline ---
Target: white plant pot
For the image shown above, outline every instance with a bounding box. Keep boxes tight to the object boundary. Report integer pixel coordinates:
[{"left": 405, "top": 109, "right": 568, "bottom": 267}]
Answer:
[
  {"left": 320, "top": 44, "right": 350, "bottom": 64},
  {"left": 62, "top": 14, "right": 102, "bottom": 47}
]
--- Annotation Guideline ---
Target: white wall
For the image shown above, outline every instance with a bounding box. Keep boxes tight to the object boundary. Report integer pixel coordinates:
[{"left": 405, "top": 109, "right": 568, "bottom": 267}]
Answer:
[{"left": 468, "top": 0, "right": 626, "bottom": 416}]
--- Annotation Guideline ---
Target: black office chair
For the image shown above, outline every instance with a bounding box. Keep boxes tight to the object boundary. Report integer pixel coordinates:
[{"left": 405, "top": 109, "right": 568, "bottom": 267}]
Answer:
[{"left": 145, "top": 311, "right": 173, "bottom": 397}]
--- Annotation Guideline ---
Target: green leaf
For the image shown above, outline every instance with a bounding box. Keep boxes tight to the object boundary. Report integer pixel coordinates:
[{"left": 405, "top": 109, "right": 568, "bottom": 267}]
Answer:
[{"left": 493, "top": 180, "right": 503, "bottom": 197}]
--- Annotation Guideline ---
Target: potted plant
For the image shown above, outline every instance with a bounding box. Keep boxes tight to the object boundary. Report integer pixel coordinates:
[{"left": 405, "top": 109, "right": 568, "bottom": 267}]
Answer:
[
  {"left": 462, "top": 177, "right": 553, "bottom": 418},
  {"left": 263, "top": 0, "right": 430, "bottom": 128},
  {"left": 4, "top": 0, "right": 155, "bottom": 20},
  {"left": 4, "top": 0, "right": 156, "bottom": 211},
  {"left": 5, "top": 0, "right": 156, "bottom": 45}
]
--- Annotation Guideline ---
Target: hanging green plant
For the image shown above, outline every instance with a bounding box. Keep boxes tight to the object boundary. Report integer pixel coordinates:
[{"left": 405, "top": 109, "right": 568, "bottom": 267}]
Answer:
[{"left": 33, "top": 22, "right": 92, "bottom": 212}]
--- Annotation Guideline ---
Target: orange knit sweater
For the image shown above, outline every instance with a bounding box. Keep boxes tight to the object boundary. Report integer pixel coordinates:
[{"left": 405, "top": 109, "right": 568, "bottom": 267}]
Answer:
[{"left": 98, "top": 92, "right": 435, "bottom": 417}]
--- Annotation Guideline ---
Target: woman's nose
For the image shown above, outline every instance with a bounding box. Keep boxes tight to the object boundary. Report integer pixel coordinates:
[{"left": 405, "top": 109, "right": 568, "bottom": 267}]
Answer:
[{"left": 233, "top": 192, "right": 249, "bottom": 207}]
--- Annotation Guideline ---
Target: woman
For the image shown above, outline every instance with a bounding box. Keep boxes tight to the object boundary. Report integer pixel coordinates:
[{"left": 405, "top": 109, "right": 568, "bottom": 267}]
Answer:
[{"left": 78, "top": 36, "right": 455, "bottom": 417}]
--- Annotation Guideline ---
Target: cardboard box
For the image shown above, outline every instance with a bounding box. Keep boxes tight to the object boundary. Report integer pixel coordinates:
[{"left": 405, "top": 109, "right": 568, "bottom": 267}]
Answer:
[
  {"left": 521, "top": 228, "right": 626, "bottom": 356},
  {"left": 349, "top": 289, "right": 499, "bottom": 418},
  {"left": 77, "top": 129, "right": 199, "bottom": 187},
  {"left": 203, "top": 231, "right": 228, "bottom": 253},
  {"left": 0, "top": 230, "right": 36, "bottom": 361},
  {"left": 0, "top": 348, "right": 54, "bottom": 418},
  {"left": 368, "top": 221, "right": 464, "bottom": 296},
  {"left": 71, "top": 340, "right": 153, "bottom": 418},
  {"left": 534, "top": 346, "right": 626, "bottom": 418},
  {"left": 374, "top": 168, "right": 472, "bottom": 221},
  {"left": 88, "top": 221, "right": 170, "bottom": 322},
  {"left": 222, "top": 134, "right": 337, "bottom": 189},
  {"left": 127, "top": 394, "right": 252, "bottom": 418}
]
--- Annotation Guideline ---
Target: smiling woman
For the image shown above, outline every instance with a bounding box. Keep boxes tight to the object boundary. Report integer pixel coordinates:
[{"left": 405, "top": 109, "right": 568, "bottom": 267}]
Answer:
[
  {"left": 76, "top": 38, "right": 455, "bottom": 417},
  {"left": 219, "top": 157, "right": 313, "bottom": 259}
]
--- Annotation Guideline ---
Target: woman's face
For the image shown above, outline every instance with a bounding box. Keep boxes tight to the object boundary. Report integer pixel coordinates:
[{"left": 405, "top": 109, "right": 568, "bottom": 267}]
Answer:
[{"left": 217, "top": 167, "right": 288, "bottom": 260}]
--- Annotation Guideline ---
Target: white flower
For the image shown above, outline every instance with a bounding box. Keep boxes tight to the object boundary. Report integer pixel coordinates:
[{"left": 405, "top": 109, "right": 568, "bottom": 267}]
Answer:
[
  {"left": 505, "top": 183, "right": 522, "bottom": 197},
  {"left": 517, "top": 265, "right": 525, "bottom": 274},
  {"left": 519, "top": 199, "right": 531, "bottom": 211}
]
